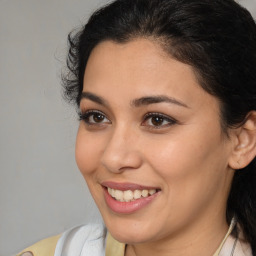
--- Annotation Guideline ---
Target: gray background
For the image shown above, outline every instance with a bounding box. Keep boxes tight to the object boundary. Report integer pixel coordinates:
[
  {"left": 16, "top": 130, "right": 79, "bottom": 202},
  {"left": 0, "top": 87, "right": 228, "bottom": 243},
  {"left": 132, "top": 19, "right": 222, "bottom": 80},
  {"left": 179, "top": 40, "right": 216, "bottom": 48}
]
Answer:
[{"left": 0, "top": 0, "right": 255, "bottom": 255}]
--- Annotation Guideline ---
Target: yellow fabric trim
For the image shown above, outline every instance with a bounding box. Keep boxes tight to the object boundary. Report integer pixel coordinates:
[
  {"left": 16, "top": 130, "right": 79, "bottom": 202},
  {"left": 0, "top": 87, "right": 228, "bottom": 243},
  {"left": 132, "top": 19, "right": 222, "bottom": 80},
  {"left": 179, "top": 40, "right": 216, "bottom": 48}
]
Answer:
[
  {"left": 106, "top": 232, "right": 125, "bottom": 256},
  {"left": 213, "top": 219, "right": 236, "bottom": 256},
  {"left": 17, "top": 234, "right": 61, "bottom": 256}
]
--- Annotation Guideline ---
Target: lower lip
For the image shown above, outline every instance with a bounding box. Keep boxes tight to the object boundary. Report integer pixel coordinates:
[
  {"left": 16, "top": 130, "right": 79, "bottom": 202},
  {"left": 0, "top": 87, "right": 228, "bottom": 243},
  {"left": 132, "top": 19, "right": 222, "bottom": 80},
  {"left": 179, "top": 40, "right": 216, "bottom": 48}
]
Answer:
[{"left": 103, "top": 187, "right": 160, "bottom": 214}]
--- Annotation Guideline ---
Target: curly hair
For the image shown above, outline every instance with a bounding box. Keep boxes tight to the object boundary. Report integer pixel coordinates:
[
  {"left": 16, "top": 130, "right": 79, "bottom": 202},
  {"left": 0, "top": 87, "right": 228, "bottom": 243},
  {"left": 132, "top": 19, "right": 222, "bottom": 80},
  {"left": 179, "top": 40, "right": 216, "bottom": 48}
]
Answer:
[{"left": 62, "top": 0, "right": 256, "bottom": 253}]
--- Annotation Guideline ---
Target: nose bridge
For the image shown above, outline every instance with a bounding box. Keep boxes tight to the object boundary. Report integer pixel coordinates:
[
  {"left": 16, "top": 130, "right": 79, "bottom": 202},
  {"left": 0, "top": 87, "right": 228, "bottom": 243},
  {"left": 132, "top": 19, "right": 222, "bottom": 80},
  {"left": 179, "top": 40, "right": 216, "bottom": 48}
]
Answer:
[{"left": 101, "top": 123, "right": 142, "bottom": 173}]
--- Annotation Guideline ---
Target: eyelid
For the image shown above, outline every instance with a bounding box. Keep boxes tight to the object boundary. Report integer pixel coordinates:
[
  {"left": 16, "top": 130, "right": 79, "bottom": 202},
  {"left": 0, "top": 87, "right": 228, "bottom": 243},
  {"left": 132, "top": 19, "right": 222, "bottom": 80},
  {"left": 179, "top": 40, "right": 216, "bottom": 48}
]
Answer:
[
  {"left": 79, "top": 109, "right": 103, "bottom": 119},
  {"left": 144, "top": 112, "right": 175, "bottom": 120}
]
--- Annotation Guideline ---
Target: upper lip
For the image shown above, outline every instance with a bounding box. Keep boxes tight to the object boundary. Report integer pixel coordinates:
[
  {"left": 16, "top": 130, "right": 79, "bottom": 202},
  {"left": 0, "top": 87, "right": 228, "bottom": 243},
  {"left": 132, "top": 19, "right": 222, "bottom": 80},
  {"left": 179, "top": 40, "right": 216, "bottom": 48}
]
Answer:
[{"left": 101, "top": 181, "right": 160, "bottom": 191}]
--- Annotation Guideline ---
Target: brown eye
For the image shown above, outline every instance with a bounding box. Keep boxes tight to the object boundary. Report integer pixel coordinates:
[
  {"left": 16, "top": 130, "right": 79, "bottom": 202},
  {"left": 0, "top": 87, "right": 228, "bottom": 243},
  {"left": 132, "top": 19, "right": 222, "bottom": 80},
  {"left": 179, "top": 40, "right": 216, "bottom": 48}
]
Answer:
[
  {"left": 151, "top": 116, "right": 164, "bottom": 126},
  {"left": 93, "top": 113, "right": 105, "bottom": 123},
  {"left": 142, "top": 113, "right": 177, "bottom": 129},
  {"left": 79, "top": 110, "right": 111, "bottom": 125}
]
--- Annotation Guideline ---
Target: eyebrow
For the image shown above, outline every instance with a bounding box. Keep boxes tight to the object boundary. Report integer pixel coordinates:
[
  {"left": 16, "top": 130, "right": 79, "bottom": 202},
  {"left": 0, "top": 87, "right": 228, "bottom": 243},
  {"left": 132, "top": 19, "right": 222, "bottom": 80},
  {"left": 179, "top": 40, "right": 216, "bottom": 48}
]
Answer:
[
  {"left": 80, "top": 92, "right": 189, "bottom": 108},
  {"left": 131, "top": 95, "right": 189, "bottom": 108},
  {"left": 80, "top": 92, "right": 108, "bottom": 107}
]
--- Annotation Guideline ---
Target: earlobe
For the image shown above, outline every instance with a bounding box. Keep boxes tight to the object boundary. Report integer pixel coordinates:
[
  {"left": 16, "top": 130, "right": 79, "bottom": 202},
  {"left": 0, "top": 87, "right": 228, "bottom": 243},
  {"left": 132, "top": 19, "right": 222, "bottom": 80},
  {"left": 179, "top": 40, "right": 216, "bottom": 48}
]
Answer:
[{"left": 228, "top": 111, "right": 256, "bottom": 170}]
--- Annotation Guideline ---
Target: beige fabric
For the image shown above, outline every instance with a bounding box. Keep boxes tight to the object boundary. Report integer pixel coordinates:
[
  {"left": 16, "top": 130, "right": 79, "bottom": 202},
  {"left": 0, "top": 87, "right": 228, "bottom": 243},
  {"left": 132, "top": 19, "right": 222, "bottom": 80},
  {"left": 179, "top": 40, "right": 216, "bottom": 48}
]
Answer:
[
  {"left": 17, "top": 234, "right": 61, "bottom": 256},
  {"left": 106, "top": 232, "right": 126, "bottom": 256},
  {"left": 19, "top": 253, "right": 33, "bottom": 256}
]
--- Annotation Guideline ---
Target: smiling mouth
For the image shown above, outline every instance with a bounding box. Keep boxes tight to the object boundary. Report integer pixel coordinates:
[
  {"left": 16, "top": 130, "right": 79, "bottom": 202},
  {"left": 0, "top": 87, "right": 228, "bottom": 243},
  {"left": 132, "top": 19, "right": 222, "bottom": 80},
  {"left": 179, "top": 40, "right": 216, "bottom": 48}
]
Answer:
[
  {"left": 101, "top": 182, "right": 161, "bottom": 213},
  {"left": 106, "top": 187, "right": 160, "bottom": 202}
]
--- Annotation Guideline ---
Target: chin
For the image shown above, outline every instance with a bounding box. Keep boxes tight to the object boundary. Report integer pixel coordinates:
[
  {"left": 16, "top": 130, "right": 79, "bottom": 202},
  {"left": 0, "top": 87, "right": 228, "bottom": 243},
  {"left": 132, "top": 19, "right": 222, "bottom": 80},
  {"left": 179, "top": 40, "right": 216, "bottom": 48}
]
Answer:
[
  {"left": 104, "top": 218, "right": 159, "bottom": 244},
  {"left": 110, "top": 230, "right": 152, "bottom": 244}
]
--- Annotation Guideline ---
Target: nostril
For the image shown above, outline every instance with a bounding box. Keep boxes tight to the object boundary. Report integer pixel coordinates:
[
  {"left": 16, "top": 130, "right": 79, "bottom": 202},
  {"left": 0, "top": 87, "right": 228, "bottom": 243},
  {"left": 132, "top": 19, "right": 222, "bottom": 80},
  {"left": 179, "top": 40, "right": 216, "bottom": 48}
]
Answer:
[{"left": 101, "top": 150, "right": 143, "bottom": 174}]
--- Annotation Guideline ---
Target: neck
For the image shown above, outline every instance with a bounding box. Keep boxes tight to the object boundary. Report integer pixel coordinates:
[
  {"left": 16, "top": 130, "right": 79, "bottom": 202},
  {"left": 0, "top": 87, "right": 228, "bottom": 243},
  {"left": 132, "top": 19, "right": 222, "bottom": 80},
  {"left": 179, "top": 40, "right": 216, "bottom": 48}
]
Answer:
[{"left": 125, "top": 216, "right": 229, "bottom": 256}]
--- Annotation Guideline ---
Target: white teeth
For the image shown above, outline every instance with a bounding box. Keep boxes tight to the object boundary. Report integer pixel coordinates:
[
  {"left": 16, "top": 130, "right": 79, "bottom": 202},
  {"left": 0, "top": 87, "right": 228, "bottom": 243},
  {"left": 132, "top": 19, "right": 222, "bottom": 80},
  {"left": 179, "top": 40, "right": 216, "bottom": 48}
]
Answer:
[
  {"left": 107, "top": 188, "right": 157, "bottom": 202},
  {"left": 115, "top": 190, "right": 123, "bottom": 201},
  {"left": 123, "top": 190, "right": 133, "bottom": 202},
  {"left": 142, "top": 189, "right": 148, "bottom": 197},
  {"left": 134, "top": 190, "right": 142, "bottom": 199},
  {"left": 149, "top": 189, "right": 156, "bottom": 195}
]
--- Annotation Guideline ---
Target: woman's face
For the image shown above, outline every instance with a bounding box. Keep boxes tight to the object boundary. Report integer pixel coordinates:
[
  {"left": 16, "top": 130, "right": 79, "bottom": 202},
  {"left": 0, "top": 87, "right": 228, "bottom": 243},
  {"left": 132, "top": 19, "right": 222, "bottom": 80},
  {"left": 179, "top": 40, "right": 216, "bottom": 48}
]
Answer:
[{"left": 76, "top": 39, "right": 234, "bottom": 244}]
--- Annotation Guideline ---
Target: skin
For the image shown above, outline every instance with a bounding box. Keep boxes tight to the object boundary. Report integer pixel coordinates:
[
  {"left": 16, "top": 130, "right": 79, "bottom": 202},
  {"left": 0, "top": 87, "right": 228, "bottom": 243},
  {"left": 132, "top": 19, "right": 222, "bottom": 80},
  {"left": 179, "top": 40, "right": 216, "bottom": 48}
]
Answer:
[{"left": 76, "top": 39, "right": 236, "bottom": 256}]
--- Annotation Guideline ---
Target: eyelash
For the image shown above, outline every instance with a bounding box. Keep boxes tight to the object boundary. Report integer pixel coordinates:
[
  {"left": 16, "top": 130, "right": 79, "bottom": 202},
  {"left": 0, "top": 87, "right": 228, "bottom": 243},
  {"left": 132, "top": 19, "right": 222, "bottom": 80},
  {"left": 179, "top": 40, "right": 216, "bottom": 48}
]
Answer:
[
  {"left": 78, "top": 110, "right": 177, "bottom": 129},
  {"left": 78, "top": 110, "right": 110, "bottom": 126}
]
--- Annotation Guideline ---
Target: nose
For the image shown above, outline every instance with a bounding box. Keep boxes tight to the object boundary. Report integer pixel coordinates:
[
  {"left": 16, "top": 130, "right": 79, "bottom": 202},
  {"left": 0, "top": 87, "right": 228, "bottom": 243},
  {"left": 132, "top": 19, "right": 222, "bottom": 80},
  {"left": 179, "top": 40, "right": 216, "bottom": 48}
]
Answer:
[{"left": 101, "top": 125, "right": 143, "bottom": 173}]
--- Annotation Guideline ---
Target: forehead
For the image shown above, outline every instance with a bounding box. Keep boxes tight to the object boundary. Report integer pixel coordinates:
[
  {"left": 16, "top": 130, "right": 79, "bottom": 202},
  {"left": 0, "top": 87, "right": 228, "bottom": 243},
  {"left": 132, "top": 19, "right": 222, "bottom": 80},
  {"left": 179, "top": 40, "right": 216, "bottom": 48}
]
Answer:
[
  {"left": 82, "top": 38, "right": 218, "bottom": 113},
  {"left": 84, "top": 39, "right": 170, "bottom": 83}
]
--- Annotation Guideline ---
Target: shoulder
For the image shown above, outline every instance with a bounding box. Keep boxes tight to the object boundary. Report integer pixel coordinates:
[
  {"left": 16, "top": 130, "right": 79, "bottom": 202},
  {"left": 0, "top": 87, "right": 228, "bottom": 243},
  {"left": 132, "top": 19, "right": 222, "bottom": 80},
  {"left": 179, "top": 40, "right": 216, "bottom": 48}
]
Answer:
[
  {"left": 17, "top": 223, "right": 107, "bottom": 256},
  {"left": 16, "top": 234, "right": 61, "bottom": 256}
]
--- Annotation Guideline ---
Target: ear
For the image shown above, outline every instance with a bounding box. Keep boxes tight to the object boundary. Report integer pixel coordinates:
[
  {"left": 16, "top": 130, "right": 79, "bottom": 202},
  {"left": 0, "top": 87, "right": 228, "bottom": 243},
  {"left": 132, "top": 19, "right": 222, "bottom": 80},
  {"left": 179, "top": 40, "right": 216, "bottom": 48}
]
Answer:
[{"left": 228, "top": 111, "right": 256, "bottom": 170}]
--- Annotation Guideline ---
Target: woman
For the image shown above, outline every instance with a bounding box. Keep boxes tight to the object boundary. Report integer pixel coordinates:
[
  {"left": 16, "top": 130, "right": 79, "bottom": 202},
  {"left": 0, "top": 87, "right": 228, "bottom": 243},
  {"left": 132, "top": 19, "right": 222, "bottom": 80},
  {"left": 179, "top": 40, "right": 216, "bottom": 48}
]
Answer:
[{"left": 18, "top": 0, "right": 256, "bottom": 255}]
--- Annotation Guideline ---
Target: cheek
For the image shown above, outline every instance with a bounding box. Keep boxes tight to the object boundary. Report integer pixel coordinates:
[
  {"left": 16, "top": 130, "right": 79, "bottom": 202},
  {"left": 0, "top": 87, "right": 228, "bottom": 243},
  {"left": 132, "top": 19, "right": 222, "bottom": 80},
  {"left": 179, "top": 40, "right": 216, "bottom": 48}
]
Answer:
[
  {"left": 75, "top": 126, "right": 103, "bottom": 177},
  {"left": 141, "top": 130, "right": 230, "bottom": 226},
  {"left": 144, "top": 124, "right": 228, "bottom": 191}
]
